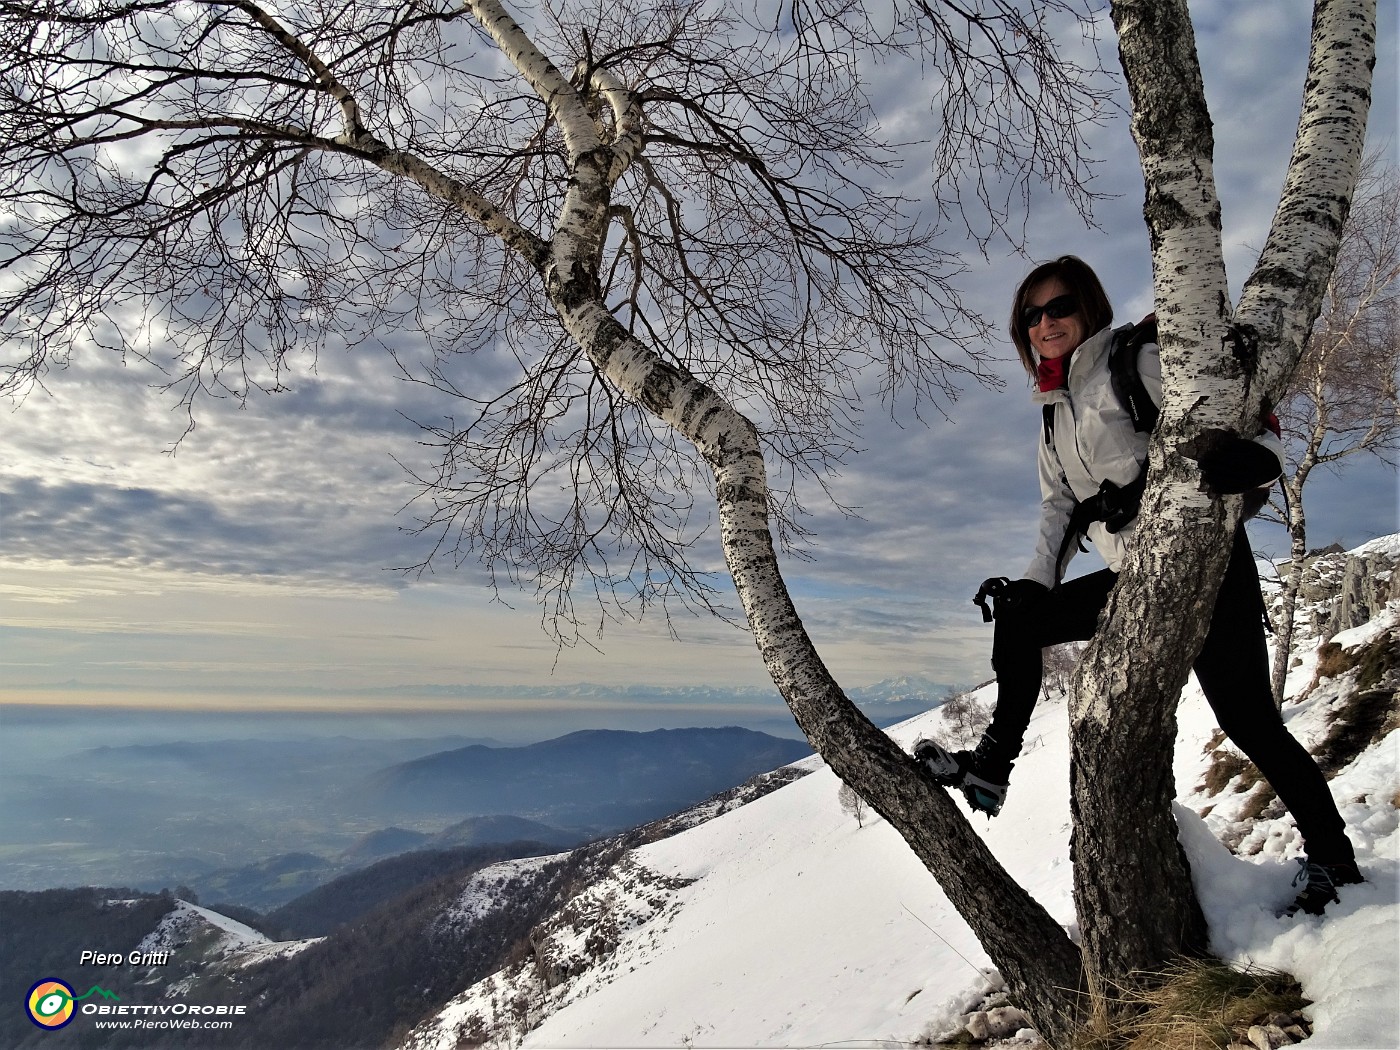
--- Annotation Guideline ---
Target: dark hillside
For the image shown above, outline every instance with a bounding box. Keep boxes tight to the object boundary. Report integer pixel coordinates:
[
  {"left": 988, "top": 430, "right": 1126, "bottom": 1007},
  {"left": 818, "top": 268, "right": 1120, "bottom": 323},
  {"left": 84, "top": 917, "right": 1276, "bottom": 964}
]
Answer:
[
  {"left": 0, "top": 889, "right": 176, "bottom": 1050},
  {"left": 266, "top": 840, "right": 560, "bottom": 938},
  {"left": 362, "top": 726, "right": 810, "bottom": 825}
]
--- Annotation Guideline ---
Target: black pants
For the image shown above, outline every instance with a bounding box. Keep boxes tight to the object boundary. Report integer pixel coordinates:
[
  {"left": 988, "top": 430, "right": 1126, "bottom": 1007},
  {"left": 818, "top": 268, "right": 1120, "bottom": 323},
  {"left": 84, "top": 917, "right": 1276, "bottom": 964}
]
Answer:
[{"left": 987, "top": 528, "right": 1353, "bottom": 864}]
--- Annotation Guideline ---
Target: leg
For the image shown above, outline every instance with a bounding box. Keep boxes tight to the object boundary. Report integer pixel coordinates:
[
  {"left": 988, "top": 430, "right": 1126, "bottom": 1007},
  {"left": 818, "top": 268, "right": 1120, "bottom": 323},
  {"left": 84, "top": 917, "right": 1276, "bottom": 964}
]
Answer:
[
  {"left": 1194, "top": 529, "right": 1354, "bottom": 865},
  {"left": 915, "top": 568, "right": 1118, "bottom": 815},
  {"left": 985, "top": 568, "right": 1117, "bottom": 760}
]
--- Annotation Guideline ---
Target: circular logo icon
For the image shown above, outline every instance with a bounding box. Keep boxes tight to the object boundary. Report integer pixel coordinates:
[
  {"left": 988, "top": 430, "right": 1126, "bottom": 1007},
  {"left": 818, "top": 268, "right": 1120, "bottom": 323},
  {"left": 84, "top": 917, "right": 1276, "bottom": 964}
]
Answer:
[{"left": 27, "top": 979, "right": 76, "bottom": 1029}]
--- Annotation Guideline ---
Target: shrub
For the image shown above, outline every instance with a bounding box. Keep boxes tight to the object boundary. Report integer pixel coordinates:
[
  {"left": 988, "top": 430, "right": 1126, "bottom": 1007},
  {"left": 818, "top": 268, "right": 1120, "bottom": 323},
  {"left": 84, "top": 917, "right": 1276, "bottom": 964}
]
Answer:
[
  {"left": 1198, "top": 750, "right": 1262, "bottom": 797},
  {"left": 1314, "top": 640, "right": 1352, "bottom": 680}
]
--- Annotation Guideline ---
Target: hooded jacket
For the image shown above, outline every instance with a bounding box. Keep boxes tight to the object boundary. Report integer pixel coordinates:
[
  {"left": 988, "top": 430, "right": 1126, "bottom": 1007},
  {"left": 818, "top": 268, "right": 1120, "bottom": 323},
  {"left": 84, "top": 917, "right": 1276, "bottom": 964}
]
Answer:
[{"left": 1022, "top": 324, "right": 1283, "bottom": 588}]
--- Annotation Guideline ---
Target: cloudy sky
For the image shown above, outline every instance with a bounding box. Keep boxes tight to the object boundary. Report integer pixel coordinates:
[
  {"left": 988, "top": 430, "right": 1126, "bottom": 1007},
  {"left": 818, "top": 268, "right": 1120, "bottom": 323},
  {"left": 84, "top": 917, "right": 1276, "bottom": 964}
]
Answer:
[{"left": 2, "top": 1, "right": 1396, "bottom": 738}]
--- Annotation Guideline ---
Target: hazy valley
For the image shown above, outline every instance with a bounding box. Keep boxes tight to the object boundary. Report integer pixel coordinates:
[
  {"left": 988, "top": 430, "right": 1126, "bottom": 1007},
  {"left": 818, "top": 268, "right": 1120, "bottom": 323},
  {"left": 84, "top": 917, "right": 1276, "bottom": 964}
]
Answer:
[{"left": 0, "top": 721, "right": 819, "bottom": 909}]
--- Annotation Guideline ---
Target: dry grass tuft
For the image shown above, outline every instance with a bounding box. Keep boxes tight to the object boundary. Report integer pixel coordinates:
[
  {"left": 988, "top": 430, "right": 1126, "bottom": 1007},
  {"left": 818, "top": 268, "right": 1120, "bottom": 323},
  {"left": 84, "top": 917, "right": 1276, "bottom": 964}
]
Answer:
[
  {"left": 1075, "top": 958, "right": 1310, "bottom": 1050},
  {"left": 1198, "top": 749, "right": 1263, "bottom": 797},
  {"left": 1314, "top": 640, "right": 1353, "bottom": 680}
]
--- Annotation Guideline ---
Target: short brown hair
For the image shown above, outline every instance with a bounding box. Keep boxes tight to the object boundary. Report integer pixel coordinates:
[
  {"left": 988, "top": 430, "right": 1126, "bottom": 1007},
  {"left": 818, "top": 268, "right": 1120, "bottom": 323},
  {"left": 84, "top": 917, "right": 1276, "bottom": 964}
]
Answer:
[{"left": 1008, "top": 256, "right": 1114, "bottom": 378}]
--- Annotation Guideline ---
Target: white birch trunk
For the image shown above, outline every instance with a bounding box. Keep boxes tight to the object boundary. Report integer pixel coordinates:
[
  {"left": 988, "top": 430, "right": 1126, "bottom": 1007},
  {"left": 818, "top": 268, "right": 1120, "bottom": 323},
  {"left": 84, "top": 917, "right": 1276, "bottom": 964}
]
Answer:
[
  {"left": 543, "top": 234, "right": 1089, "bottom": 1050},
  {"left": 1076, "top": 0, "right": 1375, "bottom": 1001}
]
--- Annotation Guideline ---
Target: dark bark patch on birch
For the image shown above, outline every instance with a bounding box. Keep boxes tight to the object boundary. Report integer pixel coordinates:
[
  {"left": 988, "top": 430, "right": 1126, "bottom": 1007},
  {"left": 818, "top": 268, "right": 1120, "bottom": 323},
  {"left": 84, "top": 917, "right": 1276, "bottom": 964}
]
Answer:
[{"left": 1224, "top": 323, "right": 1260, "bottom": 373}]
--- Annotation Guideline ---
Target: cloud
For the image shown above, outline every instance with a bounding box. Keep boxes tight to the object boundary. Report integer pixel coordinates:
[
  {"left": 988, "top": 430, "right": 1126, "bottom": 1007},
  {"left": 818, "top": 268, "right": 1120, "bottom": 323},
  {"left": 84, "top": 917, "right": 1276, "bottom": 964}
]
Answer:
[{"left": 1, "top": 4, "right": 1395, "bottom": 703}]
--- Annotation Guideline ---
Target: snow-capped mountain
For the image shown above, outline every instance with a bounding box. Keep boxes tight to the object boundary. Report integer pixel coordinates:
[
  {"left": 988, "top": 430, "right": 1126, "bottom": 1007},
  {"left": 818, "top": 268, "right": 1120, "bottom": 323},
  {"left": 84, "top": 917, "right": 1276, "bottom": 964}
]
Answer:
[{"left": 396, "top": 538, "right": 1399, "bottom": 1050}]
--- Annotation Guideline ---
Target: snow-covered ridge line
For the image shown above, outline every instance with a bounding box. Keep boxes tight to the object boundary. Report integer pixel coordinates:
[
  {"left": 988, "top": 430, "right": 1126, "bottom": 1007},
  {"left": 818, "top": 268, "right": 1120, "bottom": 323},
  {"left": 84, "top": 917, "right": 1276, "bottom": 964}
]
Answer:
[{"left": 137, "top": 899, "right": 322, "bottom": 972}]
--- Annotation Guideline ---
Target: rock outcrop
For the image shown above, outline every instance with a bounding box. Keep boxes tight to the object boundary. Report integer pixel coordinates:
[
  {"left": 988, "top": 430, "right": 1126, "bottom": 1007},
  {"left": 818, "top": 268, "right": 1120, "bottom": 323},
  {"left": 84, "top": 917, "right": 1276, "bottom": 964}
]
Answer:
[{"left": 1284, "top": 540, "right": 1398, "bottom": 638}]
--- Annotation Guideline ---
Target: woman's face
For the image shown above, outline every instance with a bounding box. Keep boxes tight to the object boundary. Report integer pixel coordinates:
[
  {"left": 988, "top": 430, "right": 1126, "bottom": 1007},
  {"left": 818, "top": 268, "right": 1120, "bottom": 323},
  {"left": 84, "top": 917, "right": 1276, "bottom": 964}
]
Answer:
[{"left": 1024, "top": 277, "right": 1087, "bottom": 361}]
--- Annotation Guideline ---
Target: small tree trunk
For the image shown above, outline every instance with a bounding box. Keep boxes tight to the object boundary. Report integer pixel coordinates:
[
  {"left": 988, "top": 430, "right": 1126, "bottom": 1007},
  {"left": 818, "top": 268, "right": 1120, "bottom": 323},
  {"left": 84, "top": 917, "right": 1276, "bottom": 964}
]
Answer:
[{"left": 1271, "top": 478, "right": 1310, "bottom": 706}]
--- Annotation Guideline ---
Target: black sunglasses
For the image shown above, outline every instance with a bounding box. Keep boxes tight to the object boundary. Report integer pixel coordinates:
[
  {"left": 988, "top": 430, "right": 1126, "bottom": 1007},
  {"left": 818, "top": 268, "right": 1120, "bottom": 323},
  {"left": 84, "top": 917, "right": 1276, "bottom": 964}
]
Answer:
[{"left": 1021, "top": 293, "right": 1078, "bottom": 330}]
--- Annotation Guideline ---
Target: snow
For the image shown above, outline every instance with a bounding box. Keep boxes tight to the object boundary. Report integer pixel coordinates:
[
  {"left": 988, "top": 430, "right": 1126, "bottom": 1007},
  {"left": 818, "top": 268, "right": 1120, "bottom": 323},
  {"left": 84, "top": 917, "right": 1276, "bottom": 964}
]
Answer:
[
  {"left": 439, "top": 853, "right": 564, "bottom": 931},
  {"left": 402, "top": 559, "right": 1399, "bottom": 1050},
  {"left": 181, "top": 902, "right": 268, "bottom": 948},
  {"left": 1354, "top": 534, "right": 1400, "bottom": 560},
  {"left": 136, "top": 900, "right": 322, "bottom": 970}
]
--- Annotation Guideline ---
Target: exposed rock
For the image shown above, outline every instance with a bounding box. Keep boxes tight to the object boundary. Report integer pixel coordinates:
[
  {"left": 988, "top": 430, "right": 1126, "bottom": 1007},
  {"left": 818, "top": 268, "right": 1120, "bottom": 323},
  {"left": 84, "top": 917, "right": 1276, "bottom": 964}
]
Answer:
[
  {"left": 1246, "top": 1022, "right": 1294, "bottom": 1049},
  {"left": 963, "top": 1005, "right": 1031, "bottom": 1041},
  {"left": 1283, "top": 543, "right": 1399, "bottom": 639},
  {"left": 1327, "top": 550, "right": 1400, "bottom": 636}
]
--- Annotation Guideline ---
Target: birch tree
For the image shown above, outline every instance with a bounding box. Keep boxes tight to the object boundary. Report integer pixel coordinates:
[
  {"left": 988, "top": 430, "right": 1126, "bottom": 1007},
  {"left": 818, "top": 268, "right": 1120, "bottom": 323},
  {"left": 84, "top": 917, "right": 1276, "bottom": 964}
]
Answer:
[
  {"left": 0, "top": 1, "right": 1102, "bottom": 1037},
  {"left": 1269, "top": 156, "right": 1400, "bottom": 703},
  {"left": 0, "top": 0, "right": 1379, "bottom": 1046},
  {"left": 1067, "top": 0, "right": 1376, "bottom": 1006}
]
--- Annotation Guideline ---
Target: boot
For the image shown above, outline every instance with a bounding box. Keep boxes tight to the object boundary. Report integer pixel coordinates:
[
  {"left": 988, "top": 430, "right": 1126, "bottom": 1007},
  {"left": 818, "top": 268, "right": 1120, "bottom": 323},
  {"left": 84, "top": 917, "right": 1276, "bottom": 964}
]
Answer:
[
  {"left": 1282, "top": 857, "right": 1363, "bottom": 917},
  {"left": 911, "top": 732, "right": 1014, "bottom": 817},
  {"left": 960, "top": 732, "right": 1013, "bottom": 816}
]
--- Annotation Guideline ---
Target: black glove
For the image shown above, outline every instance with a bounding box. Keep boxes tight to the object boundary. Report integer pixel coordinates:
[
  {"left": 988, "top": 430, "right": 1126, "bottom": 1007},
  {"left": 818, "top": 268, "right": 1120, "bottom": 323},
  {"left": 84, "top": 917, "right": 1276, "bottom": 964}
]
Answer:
[
  {"left": 972, "top": 577, "right": 1047, "bottom": 622},
  {"left": 1197, "top": 437, "right": 1280, "bottom": 495}
]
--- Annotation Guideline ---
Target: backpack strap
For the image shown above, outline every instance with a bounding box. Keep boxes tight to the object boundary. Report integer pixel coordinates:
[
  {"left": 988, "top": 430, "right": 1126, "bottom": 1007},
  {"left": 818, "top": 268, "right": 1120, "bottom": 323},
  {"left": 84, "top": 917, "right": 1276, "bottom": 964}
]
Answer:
[
  {"left": 1040, "top": 318, "right": 1159, "bottom": 445},
  {"left": 1108, "top": 318, "right": 1159, "bottom": 434},
  {"left": 1050, "top": 472, "right": 1151, "bottom": 587}
]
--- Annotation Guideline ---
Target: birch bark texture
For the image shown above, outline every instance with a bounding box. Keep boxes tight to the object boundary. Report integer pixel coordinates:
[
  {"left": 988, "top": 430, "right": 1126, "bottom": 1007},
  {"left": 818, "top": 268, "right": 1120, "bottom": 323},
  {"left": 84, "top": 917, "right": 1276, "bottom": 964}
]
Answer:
[
  {"left": 497, "top": 9, "right": 1092, "bottom": 1040},
  {"left": 1069, "top": 0, "right": 1376, "bottom": 996}
]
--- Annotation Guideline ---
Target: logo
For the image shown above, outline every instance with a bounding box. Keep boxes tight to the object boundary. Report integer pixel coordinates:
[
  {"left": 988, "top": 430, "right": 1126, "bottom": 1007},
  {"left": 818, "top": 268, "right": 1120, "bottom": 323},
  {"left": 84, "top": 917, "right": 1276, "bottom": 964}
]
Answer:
[{"left": 26, "top": 979, "right": 119, "bottom": 1030}]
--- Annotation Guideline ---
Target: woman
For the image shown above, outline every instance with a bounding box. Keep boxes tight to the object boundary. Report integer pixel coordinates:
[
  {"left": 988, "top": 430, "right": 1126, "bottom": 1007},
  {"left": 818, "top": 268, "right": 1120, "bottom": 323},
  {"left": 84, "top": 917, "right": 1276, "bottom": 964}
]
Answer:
[{"left": 915, "top": 256, "right": 1360, "bottom": 917}]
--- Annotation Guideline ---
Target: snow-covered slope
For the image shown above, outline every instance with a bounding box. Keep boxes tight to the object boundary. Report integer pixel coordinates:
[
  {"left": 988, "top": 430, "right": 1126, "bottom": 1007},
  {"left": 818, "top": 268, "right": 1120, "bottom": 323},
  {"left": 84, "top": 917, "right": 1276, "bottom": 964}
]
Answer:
[
  {"left": 137, "top": 899, "right": 322, "bottom": 978},
  {"left": 401, "top": 545, "right": 1399, "bottom": 1050}
]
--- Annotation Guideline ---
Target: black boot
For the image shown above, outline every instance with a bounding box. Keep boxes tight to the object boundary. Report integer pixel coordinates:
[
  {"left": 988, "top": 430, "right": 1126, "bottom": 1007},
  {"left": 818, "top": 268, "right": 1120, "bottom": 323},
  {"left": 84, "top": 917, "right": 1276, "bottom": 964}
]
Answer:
[
  {"left": 912, "top": 732, "right": 1014, "bottom": 817},
  {"left": 959, "top": 733, "right": 1013, "bottom": 816},
  {"left": 1282, "top": 858, "right": 1364, "bottom": 917}
]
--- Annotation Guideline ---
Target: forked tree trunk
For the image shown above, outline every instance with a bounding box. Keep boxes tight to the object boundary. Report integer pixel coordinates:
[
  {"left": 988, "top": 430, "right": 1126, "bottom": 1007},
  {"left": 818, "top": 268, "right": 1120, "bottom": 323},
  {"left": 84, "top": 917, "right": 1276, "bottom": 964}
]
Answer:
[{"left": 1070, "top": 0, "right": 1375, "bottom": 1007}]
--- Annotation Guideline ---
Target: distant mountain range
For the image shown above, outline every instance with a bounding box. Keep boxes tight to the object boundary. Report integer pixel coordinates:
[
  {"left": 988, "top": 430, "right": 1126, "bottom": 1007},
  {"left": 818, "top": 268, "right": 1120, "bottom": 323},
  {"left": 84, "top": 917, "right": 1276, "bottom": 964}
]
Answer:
[
  {"left": 341, "top": 816, "right": 583, "bottom": 863},
  {"left": 348, "top": 674, "right": 959, "bottom": 715},
  {"left": 1, "top": 724, "right": 815, "bottom": 912},
  {"left": 358, "top": 726, "right": 813, "bottom": 826},
  {"left": 20, "top": 675, "right": 957, "bottom": 717},
  {"left": 0, "top": 763, "right": 813, "bottom": 1050}
]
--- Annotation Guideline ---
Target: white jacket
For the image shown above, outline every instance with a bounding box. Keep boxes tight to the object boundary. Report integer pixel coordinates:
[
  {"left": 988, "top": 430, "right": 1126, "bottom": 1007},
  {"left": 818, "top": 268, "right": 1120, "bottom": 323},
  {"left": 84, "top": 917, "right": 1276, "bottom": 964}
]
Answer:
[{"left": 1022, "top": 324, "right": 1283, "bottom": 588}]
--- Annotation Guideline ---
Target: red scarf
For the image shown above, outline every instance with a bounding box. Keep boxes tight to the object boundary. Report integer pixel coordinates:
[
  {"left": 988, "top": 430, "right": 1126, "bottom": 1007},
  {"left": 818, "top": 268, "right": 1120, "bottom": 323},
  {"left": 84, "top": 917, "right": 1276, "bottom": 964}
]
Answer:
[{"left": 1037, "top": 352, "right": 1073, "bottom": 393}]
